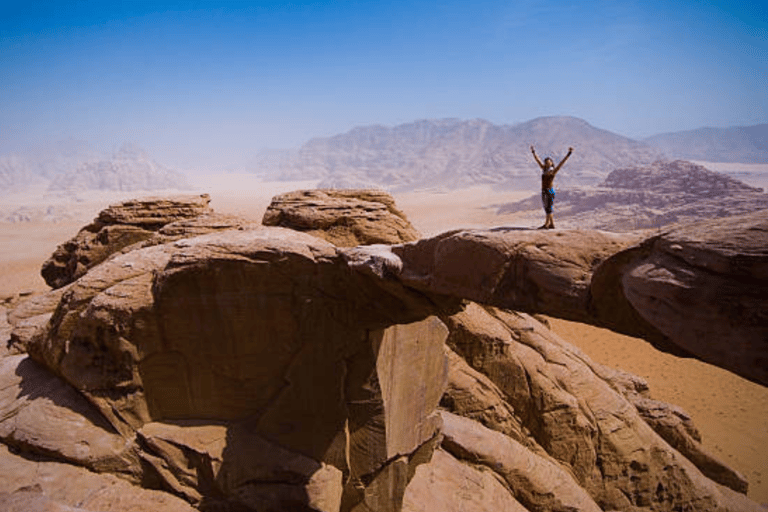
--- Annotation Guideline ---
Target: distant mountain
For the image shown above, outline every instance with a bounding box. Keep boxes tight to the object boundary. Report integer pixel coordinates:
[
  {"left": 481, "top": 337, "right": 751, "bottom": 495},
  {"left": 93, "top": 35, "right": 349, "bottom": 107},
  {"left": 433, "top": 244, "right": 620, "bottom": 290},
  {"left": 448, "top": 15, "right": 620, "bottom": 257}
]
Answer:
[
  {"left": 0, "top": 154, "right": 32, "bottom": 190},
  {"left": 48, "top": 143, "right": 190, "bottom": 192},
  {"left": 0, "top": 140, "right": 102, "bottom": 192},
  {"left": 644, "top": 124, "right": 768, "bottom": 163},
  {"left": 499, "top": 160, "right": 768, "bottom": 231},
  {"left": 256, "top": 117, "right": 665, "bottom": 190}
]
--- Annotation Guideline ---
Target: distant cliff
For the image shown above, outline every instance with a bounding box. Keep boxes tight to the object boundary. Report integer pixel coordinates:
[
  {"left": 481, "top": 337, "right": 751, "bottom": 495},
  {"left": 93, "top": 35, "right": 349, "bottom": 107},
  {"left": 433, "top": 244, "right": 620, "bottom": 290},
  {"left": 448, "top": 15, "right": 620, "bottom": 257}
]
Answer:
[
  {"left": 256, "top": 116, "right": 665, "bottom": 190},
  {"left": 644, "top": 124, "right": 768, "bottom": 163},
  {"left": 254, "top": 117, "right": 768, "bottom": 190}
]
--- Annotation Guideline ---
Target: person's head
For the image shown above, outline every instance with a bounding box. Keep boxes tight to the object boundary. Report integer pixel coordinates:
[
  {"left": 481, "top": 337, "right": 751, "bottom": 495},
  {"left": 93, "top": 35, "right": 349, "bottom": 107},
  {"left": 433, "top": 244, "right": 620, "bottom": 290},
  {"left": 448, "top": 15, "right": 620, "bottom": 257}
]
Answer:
[{"left": 544, "top": 157, "right": 553, "bottom": 167}]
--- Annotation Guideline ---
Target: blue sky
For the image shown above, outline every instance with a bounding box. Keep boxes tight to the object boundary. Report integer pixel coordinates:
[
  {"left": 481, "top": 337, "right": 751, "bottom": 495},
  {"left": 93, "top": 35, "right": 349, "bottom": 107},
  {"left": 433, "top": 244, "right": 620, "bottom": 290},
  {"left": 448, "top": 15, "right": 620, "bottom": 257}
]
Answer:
[{"left": 1, "top": 0, "right": 766, "bottom": 170}]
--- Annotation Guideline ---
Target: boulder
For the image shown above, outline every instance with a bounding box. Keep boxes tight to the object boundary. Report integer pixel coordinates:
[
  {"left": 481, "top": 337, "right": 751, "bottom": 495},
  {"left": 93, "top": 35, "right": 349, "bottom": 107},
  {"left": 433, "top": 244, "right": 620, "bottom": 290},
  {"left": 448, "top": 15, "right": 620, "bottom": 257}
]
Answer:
[
  {"left": 440, "top": 411, "right": 603, "bottom": 512},
  {"left": 6, "top": 286, "right": 69, "bottom": 354},
  {"left": 402, "top": 448, "right": 529, "bottom": 512},
  {"left": 393, "top": 227, "right": 642, "bottom": 322},
  {"left": 438, "top": 304, "right": 760, "bottom": 511},
  {"left": 0, "top": 444, "right": 196, "bottom": 512},
  {"left": 40, "top": 194, "right": 215, "bottom": 289},
  {"left": 0, "top": 355, "right": 141, "bottom": 479},
  {"left": 441, "top": 347, "right": 533, "bottom": 449},
  {"left": 19, "top": 225, "right": 461, "bottom": 511},
  {"left": 598, "top": 212, "right": 768, "bottom": 385},
  {"left": 595, "top": 363, "right": 749, "bottom": 493},
  {"left": 262, "top": 189, "right": 421, "bottom": 246},
  {"left": 6, "top": 192, "right": 765, "bottom": 512}
]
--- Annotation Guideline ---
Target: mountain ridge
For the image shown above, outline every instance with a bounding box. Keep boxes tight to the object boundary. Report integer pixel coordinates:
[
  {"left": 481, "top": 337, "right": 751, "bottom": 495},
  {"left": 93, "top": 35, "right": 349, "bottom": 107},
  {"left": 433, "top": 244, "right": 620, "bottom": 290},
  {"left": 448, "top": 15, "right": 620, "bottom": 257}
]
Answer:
[{"left": 259, "top": 116, "right": 668, "bottom": 190}]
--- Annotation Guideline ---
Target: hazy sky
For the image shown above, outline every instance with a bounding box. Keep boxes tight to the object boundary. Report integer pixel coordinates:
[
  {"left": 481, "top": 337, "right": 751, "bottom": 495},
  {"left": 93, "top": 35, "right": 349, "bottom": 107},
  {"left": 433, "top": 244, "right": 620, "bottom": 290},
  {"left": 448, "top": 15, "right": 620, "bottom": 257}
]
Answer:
[{"left": 1, "top": 0, "right": 766, "bottom": 170}]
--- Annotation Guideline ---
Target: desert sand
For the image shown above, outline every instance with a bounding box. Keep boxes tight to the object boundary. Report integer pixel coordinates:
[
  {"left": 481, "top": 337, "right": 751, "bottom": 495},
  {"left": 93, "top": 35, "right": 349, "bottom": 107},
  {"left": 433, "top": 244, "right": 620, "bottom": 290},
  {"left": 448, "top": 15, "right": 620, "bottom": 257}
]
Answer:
[{"left": 1, "top": 174, "right": 766, "bottom": 504}]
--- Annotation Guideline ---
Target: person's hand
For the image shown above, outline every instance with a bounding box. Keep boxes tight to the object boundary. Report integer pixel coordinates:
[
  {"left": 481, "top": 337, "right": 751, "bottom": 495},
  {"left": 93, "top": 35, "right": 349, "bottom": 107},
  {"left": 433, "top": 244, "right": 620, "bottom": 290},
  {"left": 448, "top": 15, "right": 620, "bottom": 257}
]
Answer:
[{"left": 568, "top": 146, "right": 574, "bottom": 153}]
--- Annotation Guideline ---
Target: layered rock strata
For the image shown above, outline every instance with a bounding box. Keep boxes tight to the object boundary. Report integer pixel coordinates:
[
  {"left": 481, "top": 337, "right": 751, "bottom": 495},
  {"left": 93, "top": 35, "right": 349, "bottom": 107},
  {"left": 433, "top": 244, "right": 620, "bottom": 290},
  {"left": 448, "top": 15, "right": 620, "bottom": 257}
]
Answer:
[{"left": 262, "top": 189, "right": 421, "bottom": 246}]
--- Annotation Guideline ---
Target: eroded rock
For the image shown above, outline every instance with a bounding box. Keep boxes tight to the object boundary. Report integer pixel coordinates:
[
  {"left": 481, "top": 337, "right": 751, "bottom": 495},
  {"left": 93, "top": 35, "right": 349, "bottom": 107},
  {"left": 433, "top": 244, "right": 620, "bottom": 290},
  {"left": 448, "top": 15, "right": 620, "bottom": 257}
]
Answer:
[
  {"left": 0, "top": 444, "right": 196, "bottom": 512},
  {"left": 40, "top": 194, "right": 215, "bottom": 289},
  {"left": 439, "top": 304, "right": 760, "bottom": 511},
  {"left": 0, "top": 355, "right": 140, "bottom": 479},
  {"left": 262, "top": 189, "right": 421, "bottom": 246}
]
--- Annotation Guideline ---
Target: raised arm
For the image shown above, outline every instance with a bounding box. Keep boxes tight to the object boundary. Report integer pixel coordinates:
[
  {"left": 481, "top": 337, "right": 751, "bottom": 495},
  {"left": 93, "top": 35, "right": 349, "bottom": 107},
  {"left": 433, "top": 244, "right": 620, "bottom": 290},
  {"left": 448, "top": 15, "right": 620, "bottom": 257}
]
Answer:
[
  {"left": 530, "top": 145, "right": 545, "bottom": 170},
  {"left": 553, "top": 147, "right": 574, "bottom": 173}
]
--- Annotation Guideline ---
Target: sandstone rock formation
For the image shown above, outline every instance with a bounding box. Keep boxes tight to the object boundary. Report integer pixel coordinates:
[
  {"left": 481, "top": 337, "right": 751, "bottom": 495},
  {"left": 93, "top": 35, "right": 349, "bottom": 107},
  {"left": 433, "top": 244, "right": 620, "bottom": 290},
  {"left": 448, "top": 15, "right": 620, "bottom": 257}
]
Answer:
[
  {"left": 4, "top": 190, "right": 766, "bottom": 511},
  {"left": 390, "top": 211, "right": 768, "bottom": 386},
  {"left": 597, "top": 212, "right": 768, "bottom": 386},
  {"left": 500, "top": 160, "right": 768, "bottom": 230},
  {"left": 262, "top": 189, "right": 420, "bottom": 246},
  {"left": 0, "top": 445, "right": 196, "bottom": 512},
  {"left": 39, "top": 194, "right": 256, "bottom": 289}
]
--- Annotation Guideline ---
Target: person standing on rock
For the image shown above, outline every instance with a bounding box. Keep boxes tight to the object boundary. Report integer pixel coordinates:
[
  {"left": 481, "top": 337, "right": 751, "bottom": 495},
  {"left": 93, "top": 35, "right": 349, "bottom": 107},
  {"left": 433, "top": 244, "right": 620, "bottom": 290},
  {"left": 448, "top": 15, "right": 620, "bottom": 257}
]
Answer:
[{"left": 531, "top": 145, "right": 574, "bottom": 229}]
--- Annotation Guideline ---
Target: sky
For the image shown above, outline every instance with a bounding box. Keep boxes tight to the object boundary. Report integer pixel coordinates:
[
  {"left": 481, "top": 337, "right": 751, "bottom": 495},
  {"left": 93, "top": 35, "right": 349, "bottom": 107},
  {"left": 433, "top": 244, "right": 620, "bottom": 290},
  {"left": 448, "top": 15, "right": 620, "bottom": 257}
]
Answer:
[{"left": 1, "top": 0, "right": 766, "bottom": 171}]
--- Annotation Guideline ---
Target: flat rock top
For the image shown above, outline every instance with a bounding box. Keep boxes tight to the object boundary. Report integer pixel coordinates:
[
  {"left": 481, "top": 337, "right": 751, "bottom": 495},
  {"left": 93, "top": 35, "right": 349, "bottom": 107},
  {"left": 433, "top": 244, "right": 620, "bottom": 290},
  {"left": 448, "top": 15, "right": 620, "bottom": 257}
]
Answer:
[
  {"left": 96, "top": 193, "right": 212, "bottom": 226},
  {"left": 654, "top": 211, "right": 768, "bottom": 279},
  {"left": 263, "top": 188, "right": 421, "bottom": 246},
  {"left": 602, "top": 160, "right": 764, "bottom": 196}
]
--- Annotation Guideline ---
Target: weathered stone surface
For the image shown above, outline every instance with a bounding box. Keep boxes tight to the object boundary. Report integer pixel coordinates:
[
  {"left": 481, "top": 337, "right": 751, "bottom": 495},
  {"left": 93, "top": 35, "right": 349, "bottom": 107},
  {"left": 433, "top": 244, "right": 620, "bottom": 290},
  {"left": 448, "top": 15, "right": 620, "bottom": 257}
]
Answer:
[
  {"left": 8, "top": 193, "right": 765, "bottom": 512},
  {"left": 439, "top": 304, "right": 761, "bottom": 511},
  {"left": 41, "top": 194, "right": 213, "bottom": 289},
  {"left": 441, "top": 411, "right": 603, "bottom": 512},
  {"left": 137, "top": 420, "right": 344, "bottom": 511},
  {"left": 402, "top": 448, "right": 529, "bottom": 512},
  {"left": 603, "top": 212, "right": 768, "bottom": 385},
  {"left": 596, "top": 363, "right": 749, "bottom": 493},
  {"left": 341, "top": 318, "right": 448, "bottom": 511},
  {"left": 262, "top": 189, "right": 421, "bottom": 246},
  {"left": 6, "top": 286, "right": 68, "bottom": 354},
  {"left": 18, "top": 224, "right": 462, "bottom": 511},
  {"left": 391, "top": 209, "right": 768, "bottom": 385},
  {"left": 394, "top": 227, "right": 642, "bottom": 322},
  {"left": 441, "top": 347, "right": 532, "bottom": 449},
  {"left": 0, "top": 444, "right": 196, "bottom": 512},
  {"left": 0, "top": 304, "right": 10, "bottom": 357},
  {"left": 0, "top": 355, "right": 140, "bottom": 479}
]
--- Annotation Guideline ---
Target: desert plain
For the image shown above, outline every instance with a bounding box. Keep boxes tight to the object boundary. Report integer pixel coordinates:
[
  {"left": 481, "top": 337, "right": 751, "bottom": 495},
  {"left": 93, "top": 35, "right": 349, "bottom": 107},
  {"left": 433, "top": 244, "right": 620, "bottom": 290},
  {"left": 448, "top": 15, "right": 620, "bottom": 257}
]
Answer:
[{"left": 1, "top": 170, "right": 767, "bottom": 505}]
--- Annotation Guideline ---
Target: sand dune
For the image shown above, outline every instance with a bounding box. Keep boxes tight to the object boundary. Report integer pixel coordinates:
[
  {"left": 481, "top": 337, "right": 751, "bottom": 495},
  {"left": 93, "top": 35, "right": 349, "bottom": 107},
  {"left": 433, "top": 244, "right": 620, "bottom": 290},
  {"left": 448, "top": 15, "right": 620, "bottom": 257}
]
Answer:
[{"left": 0, "top": 176, "right": 766, "bottom": 504}]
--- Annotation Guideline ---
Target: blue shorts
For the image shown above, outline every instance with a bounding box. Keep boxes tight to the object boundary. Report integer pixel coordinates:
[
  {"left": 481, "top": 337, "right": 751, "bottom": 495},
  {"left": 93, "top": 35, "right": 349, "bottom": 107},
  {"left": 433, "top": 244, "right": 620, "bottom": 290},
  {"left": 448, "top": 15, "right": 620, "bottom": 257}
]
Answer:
[{"left": 541, "top": 188, "right": 555, "bottom": 214}]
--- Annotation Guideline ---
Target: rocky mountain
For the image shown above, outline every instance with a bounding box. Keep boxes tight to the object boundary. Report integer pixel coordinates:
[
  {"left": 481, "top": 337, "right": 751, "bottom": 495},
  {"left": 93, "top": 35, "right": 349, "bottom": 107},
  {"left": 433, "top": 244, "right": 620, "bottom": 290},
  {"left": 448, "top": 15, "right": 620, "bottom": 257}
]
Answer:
[
  {"left": 2, "top": 192, "right": 766, "bottom": 511},
  {"left": 0, "top": 154, "right": 32, "bottom": 190},
  {"left": 0, "top": 140, "right": 101, "bottom": 192},
  {"left": 644, "top": 124, "right": 768, "bottom": 163},
  {"left": 48, "top": 143, "right": 191, "bottom": 192},
  {"left": 257, "top": 116, "right": 665, "bottom": 190},
  {"left": 500, "top": 160, "right": 768, "bottom": 230}
]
